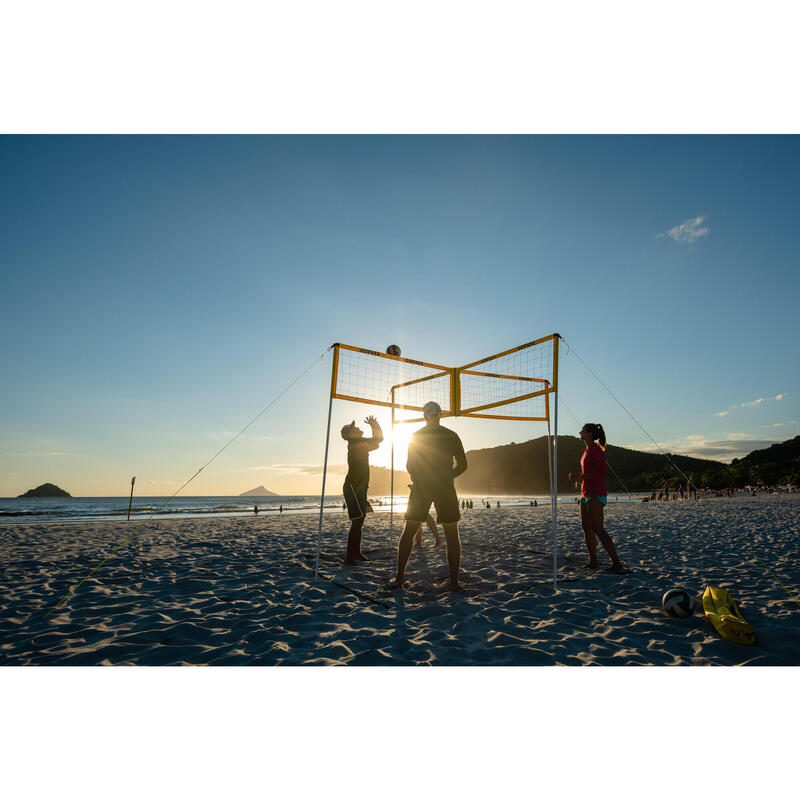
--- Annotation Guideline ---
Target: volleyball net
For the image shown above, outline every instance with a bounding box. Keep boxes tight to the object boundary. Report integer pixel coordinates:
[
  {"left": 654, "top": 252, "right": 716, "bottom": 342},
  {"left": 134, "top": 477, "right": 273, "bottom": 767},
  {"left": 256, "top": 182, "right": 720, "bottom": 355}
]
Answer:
[
  {"left": 316, "top": 335, "right": 562, "bottom": 587},
  {"left": 330, "top": 335, "right": 558, "bottom": 420}
]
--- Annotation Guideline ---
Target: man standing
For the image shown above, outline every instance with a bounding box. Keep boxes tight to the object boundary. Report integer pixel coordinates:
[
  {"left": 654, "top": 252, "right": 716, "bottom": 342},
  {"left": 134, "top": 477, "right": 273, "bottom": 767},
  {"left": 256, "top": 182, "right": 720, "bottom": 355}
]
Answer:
[
  {"left": 341, "top": 416, "right": 383, "bottom": 565},
  {"left": 390, "top": 401, "right": 468, "bottom": 591}
]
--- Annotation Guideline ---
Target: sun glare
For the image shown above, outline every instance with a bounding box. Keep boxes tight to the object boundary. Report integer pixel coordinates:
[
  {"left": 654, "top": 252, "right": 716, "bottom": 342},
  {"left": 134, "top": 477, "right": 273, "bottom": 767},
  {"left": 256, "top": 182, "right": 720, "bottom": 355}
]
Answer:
[{"left": 386, "top": 420, "right": 417, "bottom": 471}]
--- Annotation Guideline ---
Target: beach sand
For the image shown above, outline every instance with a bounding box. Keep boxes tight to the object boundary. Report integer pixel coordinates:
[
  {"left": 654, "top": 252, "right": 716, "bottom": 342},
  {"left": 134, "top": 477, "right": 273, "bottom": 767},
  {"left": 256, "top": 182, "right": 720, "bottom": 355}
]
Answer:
[{"left": 1, "top": 495, "right": 799, "bottom": 666}]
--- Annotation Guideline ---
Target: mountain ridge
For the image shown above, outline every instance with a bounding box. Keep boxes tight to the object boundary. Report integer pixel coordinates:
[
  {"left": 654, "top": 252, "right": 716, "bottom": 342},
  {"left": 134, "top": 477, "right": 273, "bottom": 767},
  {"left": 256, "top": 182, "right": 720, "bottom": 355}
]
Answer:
[{"left": 239, "top": 485, "right": 278, "bottom": 497}]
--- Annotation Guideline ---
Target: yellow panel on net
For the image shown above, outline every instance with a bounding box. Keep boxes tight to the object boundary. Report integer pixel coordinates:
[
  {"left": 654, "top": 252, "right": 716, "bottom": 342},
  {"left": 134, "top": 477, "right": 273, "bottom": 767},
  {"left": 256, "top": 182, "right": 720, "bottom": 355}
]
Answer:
[
  {"left": 329, "top": 336, "right": 557, "bottom": 419},
  {"left": 331, "top": 343, "right": 453, "bottom": 414}
]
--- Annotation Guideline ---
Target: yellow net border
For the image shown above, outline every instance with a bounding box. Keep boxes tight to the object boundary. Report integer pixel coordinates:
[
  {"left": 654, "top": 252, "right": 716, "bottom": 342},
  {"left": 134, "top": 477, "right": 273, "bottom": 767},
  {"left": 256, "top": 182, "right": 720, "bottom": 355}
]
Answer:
[{"left": 330, "top": 334, "right": 559, "bottom": 422}]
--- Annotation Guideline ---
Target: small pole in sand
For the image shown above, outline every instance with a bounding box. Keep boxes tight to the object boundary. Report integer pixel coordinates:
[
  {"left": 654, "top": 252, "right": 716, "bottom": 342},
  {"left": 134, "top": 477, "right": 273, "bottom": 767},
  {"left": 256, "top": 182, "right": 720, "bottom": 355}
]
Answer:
[{"left": 127, "top": 476, "right": 136, "bottom": 521}]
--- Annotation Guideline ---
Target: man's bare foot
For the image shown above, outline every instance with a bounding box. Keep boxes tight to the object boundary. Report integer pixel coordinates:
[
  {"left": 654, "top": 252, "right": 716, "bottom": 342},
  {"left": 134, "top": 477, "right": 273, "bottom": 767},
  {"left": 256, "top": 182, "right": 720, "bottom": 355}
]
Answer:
[
  {"left": 606, "top": 562, "right": 625, "bottom": 573},
  {"left": 449, "top": 582, "right": 464, "bottom": 592},
  {"left": 388, "top": 577, "right": 405, "bottom": 590},
  {"left": 582, "top": 561, "right": 600, "bottom": 569}
]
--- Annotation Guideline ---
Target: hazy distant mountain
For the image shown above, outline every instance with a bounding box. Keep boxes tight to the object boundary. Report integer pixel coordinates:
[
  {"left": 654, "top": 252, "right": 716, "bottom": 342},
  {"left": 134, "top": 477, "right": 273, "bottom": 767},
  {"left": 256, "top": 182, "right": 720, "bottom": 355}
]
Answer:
[
  {"left": 368, "top": 466, "right": 410, "bottom": 495},
  {"left": 239, "top": 485, "right": 278, "bottom": 497},
  {"left": 18, "top": 482, "right": 71, "bottom": 498}
]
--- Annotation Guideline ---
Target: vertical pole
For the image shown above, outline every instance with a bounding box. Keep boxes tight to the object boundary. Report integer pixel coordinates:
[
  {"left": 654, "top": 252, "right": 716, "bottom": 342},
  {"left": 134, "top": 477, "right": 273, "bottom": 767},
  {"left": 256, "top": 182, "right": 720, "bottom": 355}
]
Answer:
[
  {"left": 390, "top": 389, "right": 395, "bottom": 537},
  {"left": 546, "top": 409, "right": 555, "bottom": 587},
  {"left": 127, "top": 476, "right": 136, "bottom": 521},
  {"left": 553, "top": 390, "right": 559, "bottom": 591},
  {"left": 315, "top": 346, "right": 338, "bottom": 582},
  {"left": 314, "top": 395, "right": 334, "bottom": 581},
  {"left": 552, "top": 334, "right": 559, "bottom": 591}
]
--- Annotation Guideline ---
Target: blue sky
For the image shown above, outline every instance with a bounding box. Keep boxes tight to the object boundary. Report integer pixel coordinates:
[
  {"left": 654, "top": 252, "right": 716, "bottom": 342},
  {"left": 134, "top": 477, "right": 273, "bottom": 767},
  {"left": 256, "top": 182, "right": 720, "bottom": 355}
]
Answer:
[{"left": 1, "top": 135, "right": 798, "bottom": 496}]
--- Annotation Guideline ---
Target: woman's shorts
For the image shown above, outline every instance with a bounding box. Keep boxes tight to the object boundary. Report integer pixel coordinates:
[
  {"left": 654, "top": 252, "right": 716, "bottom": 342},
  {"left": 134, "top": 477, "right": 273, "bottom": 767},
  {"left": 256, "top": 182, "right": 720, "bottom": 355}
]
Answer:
[
  {"left": 405, "top": 483, "right": 461, "bottom": 524},
  {"left": 343, "top": 482, "right": 370, "bottom": 520},
  {"left": 580, "top": 496, "right": 607, "bottom": 505}
]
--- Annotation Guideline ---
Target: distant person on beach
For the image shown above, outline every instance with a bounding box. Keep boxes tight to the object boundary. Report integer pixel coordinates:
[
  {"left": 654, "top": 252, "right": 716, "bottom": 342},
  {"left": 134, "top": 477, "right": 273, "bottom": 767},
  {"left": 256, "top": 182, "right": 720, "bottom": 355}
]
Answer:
[
  {"left": 341, "top": 416, "right": 383, "bottom": 565},
  {"left": 390, "top": 401, "right": 467, "bottom": 591},
  {"left": 254, "top": 504, "right": 259, "bottom": 515},
  {"left": 663, "top": 482, "right": 670, "bottom": 501},
  {"left": 408, "top": 484, "right": 442, "bottom": 547},
  {"left": 568, "top": 423, "right": 623, "bottom": 572},
  {"left": 279, "top": 504, "right": 283, "bottom": 514},
  {"left": 496, "top": 501, "right": 500, "bottom": 508},
  {"left": 416, "top": 515, "right": 442, "bottom": 547},
  {"left": 679, "top": 483, "right": 685, "bottom": 501}
]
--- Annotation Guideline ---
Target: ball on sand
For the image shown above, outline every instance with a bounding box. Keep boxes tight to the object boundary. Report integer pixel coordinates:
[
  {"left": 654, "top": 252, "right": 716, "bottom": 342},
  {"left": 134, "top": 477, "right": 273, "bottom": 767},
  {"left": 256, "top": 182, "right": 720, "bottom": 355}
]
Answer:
[
  {"left": 661, "top": 588, "right": 695, "bottom": 618},
  {"left": 386, "top": 344, "right": 401, "bottom": 357}
]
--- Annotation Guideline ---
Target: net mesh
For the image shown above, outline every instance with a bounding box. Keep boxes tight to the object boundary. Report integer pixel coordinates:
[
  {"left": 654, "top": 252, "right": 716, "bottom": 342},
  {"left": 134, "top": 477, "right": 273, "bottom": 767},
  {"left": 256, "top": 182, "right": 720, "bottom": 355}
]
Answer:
[
  {"left": 458, "top": 337, "right": 556, "bottom": 420},
  {"left": 333, "top": 346, "right": 453, "bottom": 414},
  {"left": 331, "top": 336, "right": 556, "bottom": 421}
]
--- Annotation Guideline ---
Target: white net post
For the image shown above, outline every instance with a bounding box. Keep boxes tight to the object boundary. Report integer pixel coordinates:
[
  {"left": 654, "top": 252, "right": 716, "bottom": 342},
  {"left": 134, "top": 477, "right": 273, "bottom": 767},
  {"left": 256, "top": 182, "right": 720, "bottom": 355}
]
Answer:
[
  {"left": 390, "top": 389, "right": 395, "bottom": 537},
  {"left": 315, "top": 347, "right": 339, "bottom": 582},
  {"left": 553, "top": 388, "right": 558, "bottom": 591},
  {"left": 314, "top": 394, "right": 333, "bottom": 581},
  {"left": 546, "top": 398, "right": 556, "bottom": 591}
]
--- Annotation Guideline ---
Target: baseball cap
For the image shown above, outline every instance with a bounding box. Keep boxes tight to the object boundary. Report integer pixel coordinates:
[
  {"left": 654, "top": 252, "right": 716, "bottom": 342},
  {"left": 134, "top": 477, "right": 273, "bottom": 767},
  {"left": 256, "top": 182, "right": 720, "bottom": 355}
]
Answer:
[{"left": 422, "top": 401, "right": 442, "bottom": 417}]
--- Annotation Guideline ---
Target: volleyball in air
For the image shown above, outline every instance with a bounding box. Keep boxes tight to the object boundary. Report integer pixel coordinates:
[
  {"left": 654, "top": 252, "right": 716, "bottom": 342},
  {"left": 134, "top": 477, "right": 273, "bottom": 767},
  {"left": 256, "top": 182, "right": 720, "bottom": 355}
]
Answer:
[
  {"left": 661, "top": 588, "right": 695, "bottom": 618},
  {"left": 386, "top": 344, "right": 402, "bottom": 357}
]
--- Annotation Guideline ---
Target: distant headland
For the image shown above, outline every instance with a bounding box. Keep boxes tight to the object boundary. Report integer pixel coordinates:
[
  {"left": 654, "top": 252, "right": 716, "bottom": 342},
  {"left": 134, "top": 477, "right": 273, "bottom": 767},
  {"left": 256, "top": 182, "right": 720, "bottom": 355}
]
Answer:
[
  {"left": 17, "top": 483, "right": 71, "bottom": 498},
  {"left": 239, "top": 486, "right": 278, "bottom": 497}
]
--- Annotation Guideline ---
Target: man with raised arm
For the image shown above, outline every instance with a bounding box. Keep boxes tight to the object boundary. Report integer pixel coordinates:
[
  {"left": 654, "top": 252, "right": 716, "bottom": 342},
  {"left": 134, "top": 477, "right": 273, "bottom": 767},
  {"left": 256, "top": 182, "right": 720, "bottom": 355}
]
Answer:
[
  {"left": 341, "top": 416, "right": 383, "bottom": 565},
  {"left": 390, "top": 401, "right": 468, "bottom": 591}
]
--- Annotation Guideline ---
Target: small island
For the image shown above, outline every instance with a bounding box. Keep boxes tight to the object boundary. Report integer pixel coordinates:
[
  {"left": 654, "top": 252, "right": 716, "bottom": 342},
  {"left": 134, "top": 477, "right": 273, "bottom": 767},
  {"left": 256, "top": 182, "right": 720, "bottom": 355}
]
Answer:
[
  {"left": 239, "top": 485, "right": 278, "bottom": 497},
  {"left": 18, "top": 482, "right": 71, "bottom": 498}
]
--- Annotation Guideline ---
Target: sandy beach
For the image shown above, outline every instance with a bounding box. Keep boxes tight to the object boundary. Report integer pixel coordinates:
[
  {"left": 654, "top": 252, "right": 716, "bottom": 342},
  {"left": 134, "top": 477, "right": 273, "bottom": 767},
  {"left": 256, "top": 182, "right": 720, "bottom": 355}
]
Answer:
[{"left": 2, "top": 494, "right": 798, "bottom": 666}]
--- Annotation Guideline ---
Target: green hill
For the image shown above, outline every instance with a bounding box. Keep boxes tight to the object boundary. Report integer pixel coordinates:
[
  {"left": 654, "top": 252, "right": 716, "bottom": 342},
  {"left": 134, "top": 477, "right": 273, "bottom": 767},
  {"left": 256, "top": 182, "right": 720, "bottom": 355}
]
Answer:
[
  {"left": 453, "top": 436, "right": 725, "bottom": 494},
  {"left": 17, "top": 482, "right": 71, "bottom": 498},
  {"left": 731, "top": 435, "right": 800, "bottom": 486}
]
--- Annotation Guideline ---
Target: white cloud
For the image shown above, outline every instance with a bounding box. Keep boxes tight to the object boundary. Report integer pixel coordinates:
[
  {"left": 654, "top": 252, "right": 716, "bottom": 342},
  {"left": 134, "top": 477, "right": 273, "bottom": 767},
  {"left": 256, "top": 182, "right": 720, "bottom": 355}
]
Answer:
[
  {"left": 657, "top": 215, "right": 710, "bottom": 243},
  {"left": 713, "top": 393, "right": 786, "bottom": 417},
  {"left": 268, "top": 463, "right": 348, "bottom": 476},
  {"left": 623, "top": 434, "right": 781, "bottom": 463},
  {"left": 4, "top": 451, "right": 70, "bottom": 457}
]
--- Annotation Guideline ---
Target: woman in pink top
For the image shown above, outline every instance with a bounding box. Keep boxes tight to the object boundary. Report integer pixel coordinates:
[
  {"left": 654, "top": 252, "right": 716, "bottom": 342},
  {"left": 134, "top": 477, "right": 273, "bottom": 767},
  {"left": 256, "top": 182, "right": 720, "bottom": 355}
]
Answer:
[{"left": 568, "top": 423, "right": 623, "bottom": 572}]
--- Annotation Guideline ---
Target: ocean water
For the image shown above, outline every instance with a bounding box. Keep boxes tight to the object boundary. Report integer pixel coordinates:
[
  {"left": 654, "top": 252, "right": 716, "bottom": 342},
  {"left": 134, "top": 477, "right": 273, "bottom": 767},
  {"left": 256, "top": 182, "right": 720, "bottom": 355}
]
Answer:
[{"left": 0, "top": 492, "right": 645, "bottom": 524}]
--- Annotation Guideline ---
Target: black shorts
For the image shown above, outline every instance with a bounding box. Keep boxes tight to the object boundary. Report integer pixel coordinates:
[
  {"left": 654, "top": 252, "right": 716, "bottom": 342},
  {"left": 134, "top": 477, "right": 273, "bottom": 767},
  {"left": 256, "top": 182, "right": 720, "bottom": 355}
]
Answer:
[
  {"left": 343, "top": 481, "right": 370, "bottom": 520},
  {"left": 405, "top": 483, "right": 460, "bottom": 525}
]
